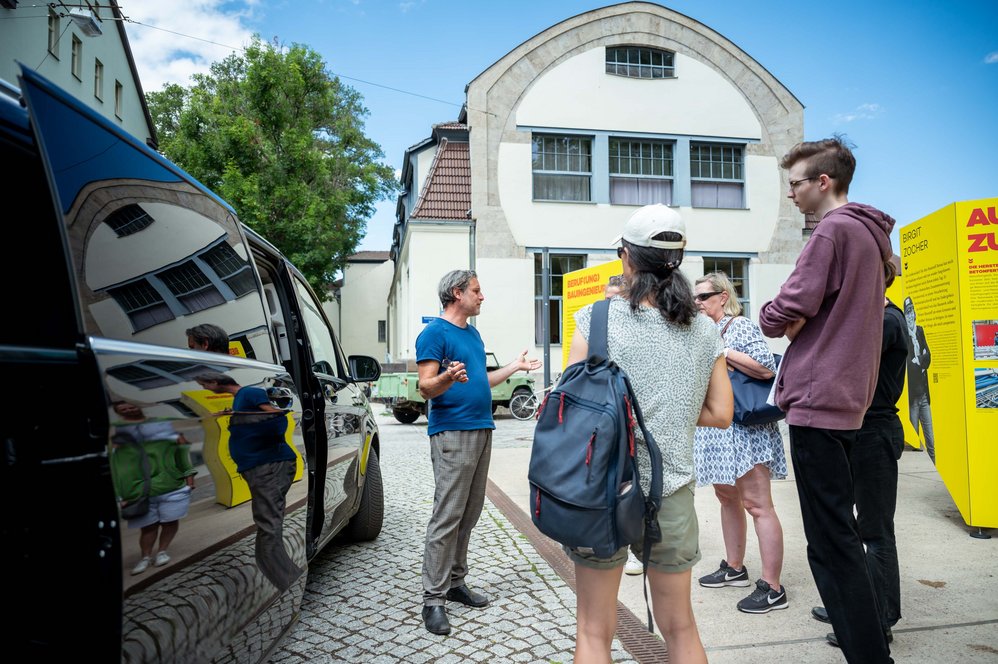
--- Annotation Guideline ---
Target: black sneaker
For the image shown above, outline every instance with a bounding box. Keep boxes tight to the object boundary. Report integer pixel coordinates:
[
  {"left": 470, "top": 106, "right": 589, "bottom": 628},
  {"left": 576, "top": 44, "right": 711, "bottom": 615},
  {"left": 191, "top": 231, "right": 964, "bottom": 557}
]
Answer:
[
  {"left": 736, "top": 579, "right": 788, "bottom": 614},
  {"left": 698, "top": 559, "right": 751, "bottom": 588}
]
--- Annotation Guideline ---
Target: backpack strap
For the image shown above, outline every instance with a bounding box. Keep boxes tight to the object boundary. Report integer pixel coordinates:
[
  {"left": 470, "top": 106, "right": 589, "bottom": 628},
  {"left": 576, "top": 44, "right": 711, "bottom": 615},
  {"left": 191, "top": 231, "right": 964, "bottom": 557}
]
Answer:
[
  {"left": 588, "top": 299, "right": 610, "bottom": 361},
  {"left": 621, "top": 373, "right": 664, "bottom": 633}
]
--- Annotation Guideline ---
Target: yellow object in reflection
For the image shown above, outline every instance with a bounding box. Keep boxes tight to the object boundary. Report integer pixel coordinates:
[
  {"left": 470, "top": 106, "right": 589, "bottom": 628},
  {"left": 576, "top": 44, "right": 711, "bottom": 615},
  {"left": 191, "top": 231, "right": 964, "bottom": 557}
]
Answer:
[{"left": 181, "top": 389, "right": 303, "bottom": 507}]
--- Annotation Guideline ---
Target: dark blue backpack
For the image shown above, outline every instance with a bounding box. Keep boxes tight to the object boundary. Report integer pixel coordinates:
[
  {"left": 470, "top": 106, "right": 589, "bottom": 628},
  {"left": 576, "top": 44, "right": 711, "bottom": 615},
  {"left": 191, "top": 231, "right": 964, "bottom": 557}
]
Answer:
[{"left": 528, "top": 298, "right": 663, "bottom": 578}]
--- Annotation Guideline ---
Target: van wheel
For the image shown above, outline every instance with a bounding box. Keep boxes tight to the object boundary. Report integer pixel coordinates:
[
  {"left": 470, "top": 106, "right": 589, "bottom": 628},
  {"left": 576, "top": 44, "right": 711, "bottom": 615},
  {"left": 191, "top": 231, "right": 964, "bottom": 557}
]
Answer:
[
  {"left": 342, "top": 447, "right": 384, "bottom": 542},
  {"left": 392, "top": 407, "right": 420, "bottom": 424}
]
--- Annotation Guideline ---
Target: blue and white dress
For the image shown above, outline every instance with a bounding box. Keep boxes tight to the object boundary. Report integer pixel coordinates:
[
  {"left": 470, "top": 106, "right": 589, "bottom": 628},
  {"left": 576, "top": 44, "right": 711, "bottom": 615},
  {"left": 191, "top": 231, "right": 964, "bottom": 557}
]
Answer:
[{"left": 694, "top": 315, "right": 788, "bottom": 486}]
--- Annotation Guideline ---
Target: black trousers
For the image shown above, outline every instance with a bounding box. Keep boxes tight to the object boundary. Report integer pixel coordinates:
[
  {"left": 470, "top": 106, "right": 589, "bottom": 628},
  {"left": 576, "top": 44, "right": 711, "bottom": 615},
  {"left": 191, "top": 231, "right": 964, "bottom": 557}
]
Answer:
[
  {"left": 852, "top": 417, "right": 904, "bottom": 629},
  {"left": 789, "top": 425, "right": 893, "bottom": 664}
]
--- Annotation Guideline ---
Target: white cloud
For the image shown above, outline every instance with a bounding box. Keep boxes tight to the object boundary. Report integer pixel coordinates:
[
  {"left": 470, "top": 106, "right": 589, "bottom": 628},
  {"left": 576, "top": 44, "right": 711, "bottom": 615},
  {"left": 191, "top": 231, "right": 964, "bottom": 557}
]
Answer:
[
  {"left": 833, "top": 102, "right": 884, "bottom": 124},
  {"left": 123, "top": 1, "right": 258, "bottom": 93},
  {"left": 985, "top": 51, "right": 998, "bottom": 64}
]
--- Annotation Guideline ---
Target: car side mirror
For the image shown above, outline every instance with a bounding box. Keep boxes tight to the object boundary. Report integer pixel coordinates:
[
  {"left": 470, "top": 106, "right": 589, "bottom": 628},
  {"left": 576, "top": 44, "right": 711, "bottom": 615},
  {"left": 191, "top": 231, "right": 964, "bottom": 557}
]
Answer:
[{"left": 349, "top": 355, "right": 381, "bottom": 383}]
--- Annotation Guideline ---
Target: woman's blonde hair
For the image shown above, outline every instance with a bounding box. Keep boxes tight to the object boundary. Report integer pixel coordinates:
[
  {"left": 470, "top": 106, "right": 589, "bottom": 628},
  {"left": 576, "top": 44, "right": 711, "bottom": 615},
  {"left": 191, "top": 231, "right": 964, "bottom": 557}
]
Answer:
[{"left": 695, "top": 271, "right": 742, "bottom": 317}]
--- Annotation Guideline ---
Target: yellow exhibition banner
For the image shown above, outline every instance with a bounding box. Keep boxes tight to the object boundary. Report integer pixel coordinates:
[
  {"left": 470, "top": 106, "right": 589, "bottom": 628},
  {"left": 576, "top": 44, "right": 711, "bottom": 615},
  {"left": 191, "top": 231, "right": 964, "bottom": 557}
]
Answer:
[
  {"left": 899, "top": 197, "right": 998, "bottom": 528},
  {"left": 561, "top": 259, "right": 624, "bottom": 368}
]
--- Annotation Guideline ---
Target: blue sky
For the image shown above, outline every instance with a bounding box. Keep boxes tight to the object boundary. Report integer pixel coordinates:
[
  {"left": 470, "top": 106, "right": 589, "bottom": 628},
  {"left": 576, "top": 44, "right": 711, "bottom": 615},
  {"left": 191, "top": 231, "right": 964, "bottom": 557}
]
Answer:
[{"left": 127, "top": 1, "right": 998, "bottom": 253}]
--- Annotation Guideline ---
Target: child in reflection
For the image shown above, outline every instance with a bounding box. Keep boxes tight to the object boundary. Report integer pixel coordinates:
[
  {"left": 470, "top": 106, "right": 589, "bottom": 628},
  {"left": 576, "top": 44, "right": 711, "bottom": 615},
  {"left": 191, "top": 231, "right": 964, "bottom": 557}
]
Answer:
[
  {"left": 110, "top": 401, "right": 196, "bottom": 575},
  {"left": 195, "top": 372, "right": 303, "bottom": 592}
]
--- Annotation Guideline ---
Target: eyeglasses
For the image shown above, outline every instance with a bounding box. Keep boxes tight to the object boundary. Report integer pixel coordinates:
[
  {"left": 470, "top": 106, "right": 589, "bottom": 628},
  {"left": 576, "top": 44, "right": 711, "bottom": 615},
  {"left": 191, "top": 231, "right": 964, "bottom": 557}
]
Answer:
[
  {"left": 694, "top": 291, "right": 723, "bottom": 302},
  {"left": 789, "top": 176, "right": 817, "bottom": 191},
  {"left": 616, "top": 246, "right": 626, "bottom": 258}
]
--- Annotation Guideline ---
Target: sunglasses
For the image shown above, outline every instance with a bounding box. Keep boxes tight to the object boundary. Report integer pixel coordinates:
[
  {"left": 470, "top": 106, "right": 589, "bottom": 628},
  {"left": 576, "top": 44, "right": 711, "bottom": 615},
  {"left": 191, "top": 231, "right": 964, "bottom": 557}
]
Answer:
[{"left": 694, "top": 291, "right": 723, "bottom": 302}]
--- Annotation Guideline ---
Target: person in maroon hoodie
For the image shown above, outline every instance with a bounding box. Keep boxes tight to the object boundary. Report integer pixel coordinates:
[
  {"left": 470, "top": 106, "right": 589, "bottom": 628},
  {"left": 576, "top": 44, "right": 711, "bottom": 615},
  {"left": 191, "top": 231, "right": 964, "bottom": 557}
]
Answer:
[{"left": 758, "top": 136, "right": 896, "bottom": 664}]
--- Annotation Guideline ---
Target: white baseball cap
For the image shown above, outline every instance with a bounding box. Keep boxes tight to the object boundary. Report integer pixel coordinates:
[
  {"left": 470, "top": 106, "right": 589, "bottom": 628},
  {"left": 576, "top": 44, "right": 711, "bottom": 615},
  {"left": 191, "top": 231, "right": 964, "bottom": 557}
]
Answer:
[{"left": 611, "top": 204, "right": 687, "bottom": 249}]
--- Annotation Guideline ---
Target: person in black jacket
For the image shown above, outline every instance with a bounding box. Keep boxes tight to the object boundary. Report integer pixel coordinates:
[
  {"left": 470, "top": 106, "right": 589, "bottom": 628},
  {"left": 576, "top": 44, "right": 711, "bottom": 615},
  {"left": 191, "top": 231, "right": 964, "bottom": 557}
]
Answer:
[
  {"left": 813, "top": 258, "right": 907, "bottom": 647},
  {"left": 903, "top": 297, "right": 934, "bottom": 463}
]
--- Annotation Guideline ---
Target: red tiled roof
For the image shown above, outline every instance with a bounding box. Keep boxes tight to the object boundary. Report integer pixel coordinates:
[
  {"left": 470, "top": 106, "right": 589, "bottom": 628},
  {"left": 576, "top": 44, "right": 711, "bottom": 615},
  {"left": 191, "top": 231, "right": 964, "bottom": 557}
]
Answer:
[
  {"left": 411, "top": 140, "right": 471, "bottom": 221},
  {"left": 433, "top": 121, "right": 469, "bottom": 131},
  {"left": 348, "top": 251, "right": 390, "bottom": 262}
]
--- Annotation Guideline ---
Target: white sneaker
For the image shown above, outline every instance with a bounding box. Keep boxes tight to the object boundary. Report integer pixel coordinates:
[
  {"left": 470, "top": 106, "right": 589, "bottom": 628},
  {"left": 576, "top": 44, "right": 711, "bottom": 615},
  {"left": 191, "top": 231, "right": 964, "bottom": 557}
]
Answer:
[
  {"left": 624, "top": 551, "right": 644, "bottom": 576},
  {"left": 131, "top": 557, "right": 151, "bottom": 575},
  {"left": 154, "top": 551, "right": 170, "bottom": 567}
]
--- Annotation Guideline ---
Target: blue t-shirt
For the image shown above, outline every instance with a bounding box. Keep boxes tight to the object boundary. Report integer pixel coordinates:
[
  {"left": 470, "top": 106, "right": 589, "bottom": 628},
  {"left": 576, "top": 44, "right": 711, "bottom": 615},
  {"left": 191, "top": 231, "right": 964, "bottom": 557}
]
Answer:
[
  {"left": 228, "top": 386, "right": 297, "bottom": 473},
  {"left": 415, "top": 318, "right": 494, "bottom": 436}
]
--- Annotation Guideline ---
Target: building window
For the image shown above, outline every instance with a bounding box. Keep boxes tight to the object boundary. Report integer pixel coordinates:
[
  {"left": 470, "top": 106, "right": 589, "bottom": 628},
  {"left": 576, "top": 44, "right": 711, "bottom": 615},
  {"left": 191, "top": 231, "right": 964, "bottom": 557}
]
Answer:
[
  {"left": 94, "top": 58, "right": 104, "bottom": 100},
  {"left": 105, "top": 204, "right": 154, "bottom": 237},
  {"left": 71, "top": 35, "right": 83, "bottom": 80},
  {"left": 609, "top": 138, "right": 674, "bottom": 205},
  {"left": 531, "top": 134, "right": 592, "bottom": 202},
  {"left": 200, "top": 242, "right": 256, "bottom": 297},
  {"left": 605, "top": 46, "right": 675, "bottom": 79},
  {"left": 48, "top": 9, "right": 60, "bottom": 58},
  {"left": 703, "top": 257, "right": 750, "bottom": 314},
  {"left": 108, "top": 279, "right": 175, "bottom": 331},
  {"left": 534, "top": 253, "right": 586, "bottom": 345},
  {"left": 114, "top": 80, "right": 123, "bottom": 118},
  {"left": 690, "top": 143, "right": 745, "bottom": 208},
  {"left": 158, "top": 261, "right": 226, "bottom": 313},
  {"left": 378, "top": 320, "right": 387, "bottom": 343},
  {"left": 108, "top": 360, "right": 227, "bottom": 390}
]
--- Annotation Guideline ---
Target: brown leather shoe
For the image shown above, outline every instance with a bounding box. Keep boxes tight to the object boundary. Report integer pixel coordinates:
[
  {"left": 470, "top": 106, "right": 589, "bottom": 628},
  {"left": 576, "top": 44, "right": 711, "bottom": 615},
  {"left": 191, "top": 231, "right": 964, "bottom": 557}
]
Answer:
[
  {"left": 446, "top": 584, "right": 489, "bottom": 608},
  {"left": 422, "top": 605, "right": 450, "bottom": 635}
]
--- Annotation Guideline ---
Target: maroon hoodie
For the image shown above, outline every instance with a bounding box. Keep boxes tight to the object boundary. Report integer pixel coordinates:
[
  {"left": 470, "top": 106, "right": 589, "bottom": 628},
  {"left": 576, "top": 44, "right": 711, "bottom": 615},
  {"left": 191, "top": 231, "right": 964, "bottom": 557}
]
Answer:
[{"left": 759, "top": 202, "right": 896, "bottom": 430}]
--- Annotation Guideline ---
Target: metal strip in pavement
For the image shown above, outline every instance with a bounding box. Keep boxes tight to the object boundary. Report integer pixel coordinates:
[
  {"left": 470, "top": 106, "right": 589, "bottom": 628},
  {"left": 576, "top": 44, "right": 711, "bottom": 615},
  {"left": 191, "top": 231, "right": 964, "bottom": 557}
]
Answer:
[{"left": 486, "top": 479, "right": 670, "bottom": 663}]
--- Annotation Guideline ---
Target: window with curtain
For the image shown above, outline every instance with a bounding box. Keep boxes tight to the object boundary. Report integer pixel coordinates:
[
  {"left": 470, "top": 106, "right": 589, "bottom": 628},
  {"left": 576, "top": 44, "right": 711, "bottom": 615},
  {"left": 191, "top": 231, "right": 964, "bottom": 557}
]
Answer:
[
  {"left": 159, "top": 261, "right": 226, "bottom": 313},
  {"left": 105, "top": 204, "right": 155, "bottom": 237},
  {"left": 609, "top": 138, "right": 674, "bottom": 205},
  {"left": 605, "top": 46, "right": 675, "bottom": 79},
  {"left": 201, "top": 242, "right": 256, "bottom": 297},
  {"left": 108, "top": 279, "right": 175, "bottom": 331},
  {"left": 703, "top": 257, "right": 750, "bottom": 314},
  {"left": 690, "top": 143, "right": 745, "bottom": 208},
  {"left": 531, "top": 134, "right": 592, "bottom": 201},
  {"left": 534, "top": 254, "right": 586, "bottom": 345}
]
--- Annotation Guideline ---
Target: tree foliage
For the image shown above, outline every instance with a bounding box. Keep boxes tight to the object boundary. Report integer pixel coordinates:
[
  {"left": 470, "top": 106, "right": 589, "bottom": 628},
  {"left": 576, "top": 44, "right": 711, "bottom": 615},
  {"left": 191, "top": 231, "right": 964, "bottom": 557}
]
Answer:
[{"left": 147, "top": 37, "right": 396, "bottom": 298}]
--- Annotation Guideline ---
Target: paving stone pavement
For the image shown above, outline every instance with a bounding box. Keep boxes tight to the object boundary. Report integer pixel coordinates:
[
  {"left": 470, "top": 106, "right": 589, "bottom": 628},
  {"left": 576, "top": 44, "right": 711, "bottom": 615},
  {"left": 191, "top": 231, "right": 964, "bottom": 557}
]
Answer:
[{"left": 270, "top": 409, "right": 637, "bottom": 663}]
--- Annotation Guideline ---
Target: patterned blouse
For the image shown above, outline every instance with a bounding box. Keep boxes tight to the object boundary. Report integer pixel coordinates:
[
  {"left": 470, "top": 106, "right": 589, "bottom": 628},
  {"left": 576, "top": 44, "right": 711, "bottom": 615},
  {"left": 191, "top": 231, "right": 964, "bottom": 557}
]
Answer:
[
  {"left": 576, "top": 297, "right": 723, "bottom": 497},
  {"left": 693, "top": 315, "right": 788, "bottom": 486}
]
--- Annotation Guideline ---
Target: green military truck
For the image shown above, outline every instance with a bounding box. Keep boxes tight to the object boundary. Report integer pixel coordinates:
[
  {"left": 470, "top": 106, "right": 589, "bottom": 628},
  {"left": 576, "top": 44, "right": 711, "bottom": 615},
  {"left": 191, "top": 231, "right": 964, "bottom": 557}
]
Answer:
[{"left": 373, "top": 352, "right": 539, "bottom": 423}]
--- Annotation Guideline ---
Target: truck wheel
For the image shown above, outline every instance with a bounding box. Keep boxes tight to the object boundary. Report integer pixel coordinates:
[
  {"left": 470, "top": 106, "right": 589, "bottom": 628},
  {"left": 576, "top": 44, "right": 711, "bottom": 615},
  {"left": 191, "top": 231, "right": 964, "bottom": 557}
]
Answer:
[
  {"left": 491, "top": 402, "right": 499, "bottom": 415},
  {"left": 509, "top": 389, "right": 538, "bottom": 421},
  {"left": 341, "top": 447, "right": 384, "bottom": 542},
  {"left": 393, "top": 407, "right": 420, "bottom": 424}
]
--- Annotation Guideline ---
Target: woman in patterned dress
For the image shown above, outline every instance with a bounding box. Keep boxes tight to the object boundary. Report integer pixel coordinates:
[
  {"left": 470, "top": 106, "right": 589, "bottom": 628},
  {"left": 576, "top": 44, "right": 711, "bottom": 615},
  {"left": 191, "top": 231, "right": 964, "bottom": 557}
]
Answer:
[{"left": 692, "top": 272, "right": 789, "bottom": 614}]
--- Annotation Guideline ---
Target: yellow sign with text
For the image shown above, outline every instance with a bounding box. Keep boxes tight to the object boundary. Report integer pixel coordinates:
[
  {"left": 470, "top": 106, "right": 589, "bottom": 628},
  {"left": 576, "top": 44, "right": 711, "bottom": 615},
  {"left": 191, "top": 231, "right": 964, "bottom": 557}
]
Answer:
[
  {"left": 900, "top": 197, "right": 998, "bottom": 528},
  {"left": 561, "top": 260, "right": 624, "bottom": 369}
]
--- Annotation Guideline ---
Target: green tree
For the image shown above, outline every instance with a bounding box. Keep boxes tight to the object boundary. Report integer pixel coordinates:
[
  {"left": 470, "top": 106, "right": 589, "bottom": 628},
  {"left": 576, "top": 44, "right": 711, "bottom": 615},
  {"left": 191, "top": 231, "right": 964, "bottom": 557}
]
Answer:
[{"left": 147, "top": 37, "right": 396, "bottom": 298}]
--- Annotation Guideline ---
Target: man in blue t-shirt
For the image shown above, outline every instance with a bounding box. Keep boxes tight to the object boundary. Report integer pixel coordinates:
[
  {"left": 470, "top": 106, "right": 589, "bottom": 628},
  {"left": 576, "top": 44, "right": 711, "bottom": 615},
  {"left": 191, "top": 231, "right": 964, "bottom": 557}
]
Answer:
[
  {"left": 415, "top": 269, "right": 540, "bottom": 636},
  {"left": 196, "top": 372, "right": 302, "bottom": 592}
]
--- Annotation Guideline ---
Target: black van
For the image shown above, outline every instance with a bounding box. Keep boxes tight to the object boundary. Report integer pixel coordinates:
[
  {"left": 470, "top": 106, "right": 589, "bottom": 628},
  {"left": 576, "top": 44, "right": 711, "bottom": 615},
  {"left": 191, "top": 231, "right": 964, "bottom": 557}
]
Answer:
[{"left": 1, "top": 65, "right": 384, "bottom": 661}]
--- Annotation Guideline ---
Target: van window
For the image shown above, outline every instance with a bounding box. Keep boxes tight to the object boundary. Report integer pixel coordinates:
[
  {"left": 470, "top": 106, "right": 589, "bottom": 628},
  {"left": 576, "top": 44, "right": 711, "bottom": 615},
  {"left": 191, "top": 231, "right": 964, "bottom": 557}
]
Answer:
[
  {"left": 293, "top": 277, "right": 341, "bottom": 375},
  {"left": 24, "top": 76, "right": 276, "bottom": 362}
]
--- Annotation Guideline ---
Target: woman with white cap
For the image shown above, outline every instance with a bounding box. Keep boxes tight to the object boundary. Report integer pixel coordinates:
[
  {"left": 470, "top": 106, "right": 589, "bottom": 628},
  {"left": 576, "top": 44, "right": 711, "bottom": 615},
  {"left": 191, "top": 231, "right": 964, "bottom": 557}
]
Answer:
[{"left": 565, "top": 204, "right": 732, "bottom": 664}]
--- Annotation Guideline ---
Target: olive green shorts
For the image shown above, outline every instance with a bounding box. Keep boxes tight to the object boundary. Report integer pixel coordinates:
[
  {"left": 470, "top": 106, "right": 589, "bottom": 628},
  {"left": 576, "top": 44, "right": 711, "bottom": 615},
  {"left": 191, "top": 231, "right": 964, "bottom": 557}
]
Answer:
[{"left": 565, "top": 483, "right": 701, "bottom": 573}]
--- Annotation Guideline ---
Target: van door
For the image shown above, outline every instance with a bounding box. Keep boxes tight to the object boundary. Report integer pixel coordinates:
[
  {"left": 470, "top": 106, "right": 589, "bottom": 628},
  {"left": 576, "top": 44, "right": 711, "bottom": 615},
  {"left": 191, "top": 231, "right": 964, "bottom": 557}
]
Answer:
[
  {"left": 19, "top": 66, "right": 308, "bottom": 662},
  {"left": 287, "top": 272, "right": 369, "bottom": 551}
]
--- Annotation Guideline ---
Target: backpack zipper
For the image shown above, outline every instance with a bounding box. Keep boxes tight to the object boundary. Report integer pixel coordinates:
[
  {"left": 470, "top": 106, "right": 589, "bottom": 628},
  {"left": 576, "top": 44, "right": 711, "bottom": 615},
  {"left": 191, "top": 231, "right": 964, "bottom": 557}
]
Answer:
[{"left": 585, "top": 427, "right": 598, "bottom": 481}]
